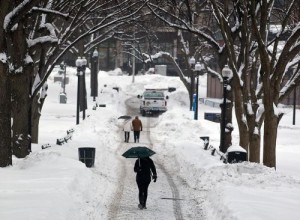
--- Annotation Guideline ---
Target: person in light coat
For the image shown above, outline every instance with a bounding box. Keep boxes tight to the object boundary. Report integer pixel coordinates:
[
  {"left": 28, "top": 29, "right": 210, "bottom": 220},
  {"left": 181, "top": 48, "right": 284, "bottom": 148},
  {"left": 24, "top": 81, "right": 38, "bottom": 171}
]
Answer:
[{"left": 123, "top": 119, "right": 132, "bottom": 143}]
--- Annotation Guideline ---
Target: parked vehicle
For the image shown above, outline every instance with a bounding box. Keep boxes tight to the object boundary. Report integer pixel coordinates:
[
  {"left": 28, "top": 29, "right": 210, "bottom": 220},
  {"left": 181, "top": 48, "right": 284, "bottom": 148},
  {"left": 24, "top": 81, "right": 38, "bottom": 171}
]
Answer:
[{"left": 137, "top": 89, "right": 168, "bottom": 116}]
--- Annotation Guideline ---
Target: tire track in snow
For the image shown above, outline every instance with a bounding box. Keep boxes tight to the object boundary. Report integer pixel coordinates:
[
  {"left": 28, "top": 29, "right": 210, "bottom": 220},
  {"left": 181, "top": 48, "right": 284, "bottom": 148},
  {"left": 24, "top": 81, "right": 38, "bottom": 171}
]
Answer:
[
  {"left": 146, "top": 117, "right": 184, "bottom": 220},
  {"left": 108, "top": 97, "right": 205, "bottom": 219},
  {"left": 107, "top": 138, "right": 128, "bottom": 220}
]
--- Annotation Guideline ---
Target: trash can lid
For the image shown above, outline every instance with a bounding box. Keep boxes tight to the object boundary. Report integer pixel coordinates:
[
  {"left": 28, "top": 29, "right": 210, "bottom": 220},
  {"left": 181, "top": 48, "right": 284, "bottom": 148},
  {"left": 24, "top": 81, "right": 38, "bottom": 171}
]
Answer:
[{"left": 226, "top": 145, "right": 247, "bottom": 153}]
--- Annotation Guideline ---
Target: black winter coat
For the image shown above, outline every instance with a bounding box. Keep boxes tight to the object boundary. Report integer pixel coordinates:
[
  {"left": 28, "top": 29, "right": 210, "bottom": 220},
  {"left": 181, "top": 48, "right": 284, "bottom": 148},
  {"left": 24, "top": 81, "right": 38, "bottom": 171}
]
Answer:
[{"left": 134, "top": 157, "right": 157, "bottom": 184}]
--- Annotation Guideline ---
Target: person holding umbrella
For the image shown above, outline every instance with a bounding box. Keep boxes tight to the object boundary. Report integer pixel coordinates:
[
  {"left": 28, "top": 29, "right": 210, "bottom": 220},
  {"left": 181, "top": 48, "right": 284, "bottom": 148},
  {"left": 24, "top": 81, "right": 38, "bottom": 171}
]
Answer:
[
  {"left": 122, "top": 146, "right": 157, "bottom": 209},
  {"left": 134, "top": 156, "right": 157, "bottom": 209}
]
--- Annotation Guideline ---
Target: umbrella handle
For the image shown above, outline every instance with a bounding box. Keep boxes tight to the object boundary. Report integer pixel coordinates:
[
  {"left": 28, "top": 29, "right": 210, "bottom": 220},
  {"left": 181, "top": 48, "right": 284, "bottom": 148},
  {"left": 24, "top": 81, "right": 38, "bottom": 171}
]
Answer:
[{"left": 139, "top": 158, "right": 141, "bottom": 168}]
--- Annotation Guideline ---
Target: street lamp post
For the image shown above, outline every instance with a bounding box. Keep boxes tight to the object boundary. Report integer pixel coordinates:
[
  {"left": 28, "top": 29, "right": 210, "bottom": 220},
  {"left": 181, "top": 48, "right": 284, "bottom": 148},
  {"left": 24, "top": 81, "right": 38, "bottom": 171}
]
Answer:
[
  {"left": 60, "top": 62, "right": 66, "bottom": 94},
  {"left": 220, "top": 64, "right": 233, "bottom": 153},
  {"left": 189, "top": 56, "right": 196, "bottom": 112},
  {"left": 59, "top": 61, "right": 67, "bottom": 104},
  {"left": 293, "top": 87, "right": 296, "bottom": 125},
  {"left": 292, "top": 66, "right": 298, "bottom": 125},
  {"left": 81, "top": 57, "right": 87, "bottom": 120},
  {"left": 76, "top": 57, "right": 83, "bottom": 125},
  {"left": 194, "top": 62, "right": 202, "bottom": 120},
  {"left": 91, "top": 49, "right": 99, "bottom": 102}
]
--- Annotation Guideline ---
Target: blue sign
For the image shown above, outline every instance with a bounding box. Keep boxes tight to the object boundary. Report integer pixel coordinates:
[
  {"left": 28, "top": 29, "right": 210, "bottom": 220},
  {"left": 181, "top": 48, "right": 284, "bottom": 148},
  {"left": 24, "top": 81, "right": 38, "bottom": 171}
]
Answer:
[{"left": 192, "top": 94, "right": 197, "bottom": 111}]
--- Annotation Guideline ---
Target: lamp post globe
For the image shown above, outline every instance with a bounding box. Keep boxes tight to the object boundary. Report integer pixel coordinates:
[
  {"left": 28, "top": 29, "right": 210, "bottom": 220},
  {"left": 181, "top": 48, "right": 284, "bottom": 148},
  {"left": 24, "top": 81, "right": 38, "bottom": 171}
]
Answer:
[
  {"left": 195, "top": 62, "right": 202, "bottom": 71},
  {"left": 92, "top": 49, "right": 99, "bottom": 58},
  {"left": 76, "top": 57, "right": 82, "bottom": 69},
  {"left": 189, "top": 56, "right": 195, "bottom": 67},
  {"left": 220, "top": 64, "right": 233, "bottom": 153},
  {"left": 81, "top": 57, "right": 87, "bottom": 72},
  {"left": 222, "top": 64, "right": 233, "bottom": 81},
  {"left": 82, "top": 57, "right": 87, "bottom": 66}
]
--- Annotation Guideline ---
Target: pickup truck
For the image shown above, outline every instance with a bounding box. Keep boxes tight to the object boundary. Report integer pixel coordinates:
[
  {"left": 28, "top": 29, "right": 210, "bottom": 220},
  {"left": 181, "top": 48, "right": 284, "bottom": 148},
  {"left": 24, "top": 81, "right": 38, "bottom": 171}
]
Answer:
[{"left": 137, "top": 89, "right": 168, "bottom": 116}]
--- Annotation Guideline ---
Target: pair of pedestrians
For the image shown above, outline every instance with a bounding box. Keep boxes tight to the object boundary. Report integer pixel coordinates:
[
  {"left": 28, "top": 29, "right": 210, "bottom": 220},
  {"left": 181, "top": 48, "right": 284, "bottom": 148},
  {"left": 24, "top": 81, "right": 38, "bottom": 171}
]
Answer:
[{"left": 123, "top": 116, "right": 143, "bottom": 143}]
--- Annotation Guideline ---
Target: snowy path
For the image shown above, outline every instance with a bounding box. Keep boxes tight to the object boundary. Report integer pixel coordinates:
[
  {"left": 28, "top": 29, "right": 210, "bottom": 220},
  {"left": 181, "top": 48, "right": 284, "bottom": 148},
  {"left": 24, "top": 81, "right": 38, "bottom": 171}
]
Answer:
[
  {"left": 106, "top": 97, "right": 205, "bottom": 219},
  {"left": 107, "top": 117, "right": 179, "bottom": 219}
]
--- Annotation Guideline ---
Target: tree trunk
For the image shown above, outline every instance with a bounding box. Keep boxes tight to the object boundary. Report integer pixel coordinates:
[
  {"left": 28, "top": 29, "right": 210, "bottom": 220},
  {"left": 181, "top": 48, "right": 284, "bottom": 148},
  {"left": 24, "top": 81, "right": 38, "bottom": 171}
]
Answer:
[
  {"left": 263, "top": 110, "right": 278, "bottom": 168},
  {"left": 8, "top": 16, "right": 33, "bottom": 158},
  {"left": 31, "top": 83, "right": 47, "bottom": 144},
  {"left": 0, "top": 1, "right": 12, "bottom": 167},
  {"left": 11, "top": 73, "right": 31, "bottom": 158},
  {"left": 247, "top": 103, "right": 261, "bottom": 163},
  {"left": 249, "top": 131, "right": 261, "bottom": 162},
  {"left": 0, "top": 66, "right": 12, "bottom": 167},
  {"left": 31, "top": 94, "right": 41, "bottom": 144},
  {"left": 233, "top": 83, "right": 249, "bottom": 151}
]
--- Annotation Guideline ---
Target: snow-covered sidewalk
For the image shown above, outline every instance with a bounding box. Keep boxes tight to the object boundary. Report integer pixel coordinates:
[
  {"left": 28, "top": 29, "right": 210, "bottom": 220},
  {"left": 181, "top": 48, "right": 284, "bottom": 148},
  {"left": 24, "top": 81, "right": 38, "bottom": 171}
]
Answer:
[{"left": 1, "top": 69, "right": 300, "bottom": 220}]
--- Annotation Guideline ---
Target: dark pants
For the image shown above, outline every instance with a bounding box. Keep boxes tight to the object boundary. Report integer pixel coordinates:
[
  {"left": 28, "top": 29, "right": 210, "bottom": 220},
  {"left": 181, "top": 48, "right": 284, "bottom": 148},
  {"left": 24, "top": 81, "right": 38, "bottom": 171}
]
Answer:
[
  {"left": 137, "top": 181, "right": 150, "bottom": 207},
  {"left": 134, "top": 131, "right": 140, "bottom": 143},
  {"left": 124, "top": 131, "right": 130, "bottom": 142}
]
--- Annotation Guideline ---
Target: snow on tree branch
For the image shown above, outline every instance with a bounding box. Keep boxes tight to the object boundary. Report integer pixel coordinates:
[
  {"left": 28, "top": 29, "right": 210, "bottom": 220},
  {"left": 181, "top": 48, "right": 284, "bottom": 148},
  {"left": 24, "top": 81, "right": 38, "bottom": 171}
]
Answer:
[
  {"left": 27, "top": 36, "right": 58, "bottom": 48},
  {"left": 31, "top": 7, "right": 69, "bottom": 18},
  {"left": 0, "top": 53, "right": 7, "bottom": 64},
  {"left": 3, "top": 0, "right": 31, "bottom": 31}
]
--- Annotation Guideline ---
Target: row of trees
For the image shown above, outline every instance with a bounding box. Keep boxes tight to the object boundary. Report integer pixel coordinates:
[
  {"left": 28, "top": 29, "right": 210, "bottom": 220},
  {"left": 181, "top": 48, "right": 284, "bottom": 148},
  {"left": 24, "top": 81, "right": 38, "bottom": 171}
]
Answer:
[
  {"left": 145, "top": 0, "right": 300, "bottom": 168},
  {"left": 0, "top": 0, "right": 146, "bottom": 167}
]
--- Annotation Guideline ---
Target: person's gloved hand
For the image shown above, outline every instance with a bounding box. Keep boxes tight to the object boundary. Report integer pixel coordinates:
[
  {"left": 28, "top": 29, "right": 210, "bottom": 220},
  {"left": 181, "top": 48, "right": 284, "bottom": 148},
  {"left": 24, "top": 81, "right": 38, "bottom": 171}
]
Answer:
[{"left": 153, "top": 175, "right": 157, "bottom": 182}]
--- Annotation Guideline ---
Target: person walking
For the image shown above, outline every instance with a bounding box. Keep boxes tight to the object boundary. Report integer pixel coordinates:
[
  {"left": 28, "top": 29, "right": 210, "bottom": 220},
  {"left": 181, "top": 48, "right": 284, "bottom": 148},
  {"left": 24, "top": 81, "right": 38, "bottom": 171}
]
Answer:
[
  {"left": 132, "top": 116, "right": 142, "bottom": 143},
  {"left": 134, "top": 157, "right": 157, "bottom": 209},
  {"left": 123, "top": 119, "right": 132, "bottom": 143}
]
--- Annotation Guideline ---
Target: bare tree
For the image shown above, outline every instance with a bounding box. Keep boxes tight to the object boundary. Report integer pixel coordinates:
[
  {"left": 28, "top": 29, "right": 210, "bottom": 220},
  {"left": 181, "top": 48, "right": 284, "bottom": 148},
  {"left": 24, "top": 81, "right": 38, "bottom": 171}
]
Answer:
[
  {"left": 249, "top": 0, "right": 300, "bottom": 167},
  {"left": 147, "top": 0, "right": 300, "bottom": 168},
  {"left": 0, "top": 0, "right": 146, "bottom": 166}
]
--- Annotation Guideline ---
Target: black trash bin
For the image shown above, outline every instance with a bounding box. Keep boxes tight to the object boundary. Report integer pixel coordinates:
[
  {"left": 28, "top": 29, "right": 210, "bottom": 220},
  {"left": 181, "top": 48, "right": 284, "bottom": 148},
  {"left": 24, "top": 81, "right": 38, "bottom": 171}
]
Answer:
[
  {"left": 78, "top": 147, "right": 96, "bottom": 167},
  {"left": 226, "top": 146, "right": 247, "bottom": 163}
]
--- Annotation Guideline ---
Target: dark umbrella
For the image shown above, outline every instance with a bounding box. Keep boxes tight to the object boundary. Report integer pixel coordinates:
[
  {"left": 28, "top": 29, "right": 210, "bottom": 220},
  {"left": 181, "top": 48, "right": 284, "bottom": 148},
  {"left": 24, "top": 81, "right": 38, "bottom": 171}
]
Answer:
[
  {"left": 122, "top": 146, "right": 156, "bottom": 158},
  {"left": 118, "top": 115, "right": 132, "bottom": 120}
]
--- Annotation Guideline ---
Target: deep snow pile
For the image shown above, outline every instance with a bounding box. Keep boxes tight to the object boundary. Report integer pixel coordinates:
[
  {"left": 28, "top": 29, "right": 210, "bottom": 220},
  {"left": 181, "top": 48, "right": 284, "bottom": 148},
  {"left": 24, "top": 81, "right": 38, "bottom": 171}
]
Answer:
[{"left": 0, "top": 67, "right": 300, "bottom": 220}]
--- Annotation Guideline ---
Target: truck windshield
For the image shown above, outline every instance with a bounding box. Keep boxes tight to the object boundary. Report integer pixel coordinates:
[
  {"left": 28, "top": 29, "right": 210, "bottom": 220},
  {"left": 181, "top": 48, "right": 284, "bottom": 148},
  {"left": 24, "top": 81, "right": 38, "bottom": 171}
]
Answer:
[{"left": 144, "top": 92, "right": 164, "bottom": 99}]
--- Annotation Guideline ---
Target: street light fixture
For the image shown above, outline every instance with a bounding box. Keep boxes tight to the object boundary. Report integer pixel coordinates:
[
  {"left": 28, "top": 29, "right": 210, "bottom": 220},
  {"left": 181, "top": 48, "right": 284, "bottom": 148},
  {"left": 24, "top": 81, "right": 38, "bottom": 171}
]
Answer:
[
  {"left": 59, "top": 61, "right": 67, "bottom": 104},
  {"left": 189, "top": 56, "right": 195, "bottom": 68},
  {"left": 220, "top": 64, "right": 233, "bottom": 153},
  {"left": 93, "top": 49, "right": 99, "bottom": 58},
  {"left": 194, "top": 62, "right": 202, "bottom": 120},
  {"left": 91, "top": 49, "right": 99, "bottom": 102},
  {"left": 81, "top": 57, "right": 88, "bottom": 120},
  {"left": 292, "top": 66, "right": 298, "bottom": 125},
  {"left": 76, "top": 57, "right": 83, "bottom": 125},
  {"left": 189, "top": 56, "right": 196, "bottom": 111}
]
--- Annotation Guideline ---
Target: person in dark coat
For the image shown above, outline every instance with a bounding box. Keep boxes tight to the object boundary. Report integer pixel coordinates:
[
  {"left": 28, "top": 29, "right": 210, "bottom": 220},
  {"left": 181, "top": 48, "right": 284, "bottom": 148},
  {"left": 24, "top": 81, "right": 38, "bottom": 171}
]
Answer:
[
  {"left": 134, "top": 157, "right": 157, "bottom": 209},
  {"left": 132, "top": 116, "right": 143, "bottom": 143}
]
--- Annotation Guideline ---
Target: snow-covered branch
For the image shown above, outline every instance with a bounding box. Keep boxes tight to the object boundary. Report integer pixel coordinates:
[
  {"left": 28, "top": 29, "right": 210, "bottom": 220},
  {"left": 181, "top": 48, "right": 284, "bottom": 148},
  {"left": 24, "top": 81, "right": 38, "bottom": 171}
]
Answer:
[{"left": 31, "top": 7, "right": 69, "bottom": 18}]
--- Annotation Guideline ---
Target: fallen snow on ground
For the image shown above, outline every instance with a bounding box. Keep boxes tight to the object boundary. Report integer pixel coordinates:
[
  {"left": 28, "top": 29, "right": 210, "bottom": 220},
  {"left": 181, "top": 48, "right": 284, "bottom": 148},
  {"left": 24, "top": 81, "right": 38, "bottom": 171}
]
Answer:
[{"left": 0, "top": 68, "right": 300, "bottom": 220}]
